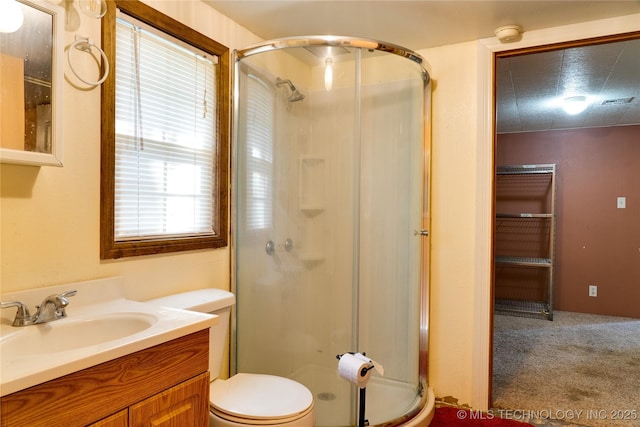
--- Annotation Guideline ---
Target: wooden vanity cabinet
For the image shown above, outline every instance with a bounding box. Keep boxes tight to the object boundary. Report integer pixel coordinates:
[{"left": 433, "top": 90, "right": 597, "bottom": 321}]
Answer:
[{"left": 0, "top": 330, "right": 210, "bottom": 427}]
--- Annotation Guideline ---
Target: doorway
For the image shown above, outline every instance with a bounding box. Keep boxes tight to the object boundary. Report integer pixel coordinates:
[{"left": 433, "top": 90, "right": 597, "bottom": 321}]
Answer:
[{"left": 491, "top": 33, "right": 640, "bottom": 425}]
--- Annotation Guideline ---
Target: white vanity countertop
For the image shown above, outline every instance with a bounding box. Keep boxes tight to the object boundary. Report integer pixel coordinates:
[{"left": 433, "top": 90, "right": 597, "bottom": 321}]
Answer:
[{"left": 0, "top": 277, "right": 217, "bottom": 397}]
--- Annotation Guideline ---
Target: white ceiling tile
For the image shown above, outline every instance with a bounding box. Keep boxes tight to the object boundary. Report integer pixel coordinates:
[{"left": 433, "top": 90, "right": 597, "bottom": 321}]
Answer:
[{"left": 497, "top": 37, "right": 640, "bottom": 133}]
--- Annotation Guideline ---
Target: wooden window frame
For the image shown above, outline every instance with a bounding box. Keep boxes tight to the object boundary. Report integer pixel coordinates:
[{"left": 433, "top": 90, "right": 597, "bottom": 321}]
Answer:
[{"left": 100, "top": 0, "right": 229, "bottom": 259}]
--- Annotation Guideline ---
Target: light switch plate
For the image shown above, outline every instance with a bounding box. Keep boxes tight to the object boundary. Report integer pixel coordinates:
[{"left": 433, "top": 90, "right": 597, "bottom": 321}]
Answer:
[{"left": 617, "top": 197, "right": 626, "bottom": 209}]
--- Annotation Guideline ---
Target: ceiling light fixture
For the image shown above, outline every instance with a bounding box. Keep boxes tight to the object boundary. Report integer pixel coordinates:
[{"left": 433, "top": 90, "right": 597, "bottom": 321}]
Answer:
[
  {"left": 324, "top": 57, "right": 333, "bottom": 91},
  {"left": 494, "top": 25, "right": 522, "bottom": 43},
  {"left": 0, "top": 0, "right": 24, "bottom": 33},
  {"left": 562, "top": 95, "right": 590, "bottom": 115}
]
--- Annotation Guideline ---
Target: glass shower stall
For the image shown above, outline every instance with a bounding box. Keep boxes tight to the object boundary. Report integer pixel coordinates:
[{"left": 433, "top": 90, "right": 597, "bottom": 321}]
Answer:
[{"left": 231, "top": 36, "right": 432, "bottom": 427}]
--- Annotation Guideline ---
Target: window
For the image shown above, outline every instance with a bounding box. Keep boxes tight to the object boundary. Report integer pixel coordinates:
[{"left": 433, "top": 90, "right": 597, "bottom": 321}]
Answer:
[
  {"left": 243, "top": 72, "right": 274, "bottom": 231},
  {"left": 101, "top": 0, "right": 229, "bottom": 259}
]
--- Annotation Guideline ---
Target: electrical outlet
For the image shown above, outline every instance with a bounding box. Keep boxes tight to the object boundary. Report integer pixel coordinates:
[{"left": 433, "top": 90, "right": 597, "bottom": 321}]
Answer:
[{"left": 589, "top": 285, "right": 598, "bottom": 297}]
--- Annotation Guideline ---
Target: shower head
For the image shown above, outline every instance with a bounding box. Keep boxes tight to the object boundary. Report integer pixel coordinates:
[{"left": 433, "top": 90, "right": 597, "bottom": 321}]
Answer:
[
  {"left": 289, "top": 89, "right": 305, "bottom": 102},
  {"left": 276, "top": 77, "right": 305, "bottom": 102}
]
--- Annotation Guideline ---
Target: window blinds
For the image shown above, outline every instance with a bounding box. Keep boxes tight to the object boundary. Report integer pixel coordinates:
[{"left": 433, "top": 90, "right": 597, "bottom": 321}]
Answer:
[
  {"left": 114, "top": 15, "right": 217, "bottom": 240},
  {"left": 245, "top": 74, "right": 274, "bottom": 231}
]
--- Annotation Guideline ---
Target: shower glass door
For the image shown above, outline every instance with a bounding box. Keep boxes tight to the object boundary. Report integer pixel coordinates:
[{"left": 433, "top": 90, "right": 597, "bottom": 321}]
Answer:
[{"left": 233, "top": 38, "right": 428, "bottom": 427}]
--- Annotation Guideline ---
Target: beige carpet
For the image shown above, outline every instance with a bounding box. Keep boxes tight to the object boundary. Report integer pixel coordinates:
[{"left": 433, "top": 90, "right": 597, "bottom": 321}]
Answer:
[{"left": 493, "top": 311, "right": 640, "bottom": 427}]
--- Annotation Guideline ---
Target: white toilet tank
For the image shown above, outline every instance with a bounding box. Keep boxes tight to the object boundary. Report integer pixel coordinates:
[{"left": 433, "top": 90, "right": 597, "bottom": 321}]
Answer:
[{"left": 147, "top": 289, "right": 236, "bottom": 379}]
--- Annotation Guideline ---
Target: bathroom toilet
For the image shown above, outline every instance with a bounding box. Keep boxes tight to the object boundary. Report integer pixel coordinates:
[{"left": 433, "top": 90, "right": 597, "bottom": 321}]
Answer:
[{"left": 148, "top": 289, "right": 315, "bottom": 427}]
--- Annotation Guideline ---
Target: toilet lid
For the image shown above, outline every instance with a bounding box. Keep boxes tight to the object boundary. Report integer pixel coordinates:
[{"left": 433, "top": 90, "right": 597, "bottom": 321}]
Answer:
[{"left": 210, "top": 373, "right": 313, "bottom": 420}]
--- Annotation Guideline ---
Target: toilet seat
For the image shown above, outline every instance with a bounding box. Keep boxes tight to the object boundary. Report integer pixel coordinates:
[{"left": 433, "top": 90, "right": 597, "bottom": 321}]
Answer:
[{"left": 210, "top": 373, "right": 314, "bottom": 425}]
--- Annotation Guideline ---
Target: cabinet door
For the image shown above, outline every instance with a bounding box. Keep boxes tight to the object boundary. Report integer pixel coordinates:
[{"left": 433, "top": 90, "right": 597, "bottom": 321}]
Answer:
[
  {"left": 129, "top": 373, "right": 209, "bottom": 427},
  {"left": 89, "top": 410, "right": 128, "bottom": 427}
]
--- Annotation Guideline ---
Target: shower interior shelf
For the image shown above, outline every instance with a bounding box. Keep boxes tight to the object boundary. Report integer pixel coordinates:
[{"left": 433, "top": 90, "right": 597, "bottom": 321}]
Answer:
[
  {"left": 299, "top": 156, "right": 325, "bottom": 215},
  {"left": 494, "top": 164, "right": 556, "bottom": 320},
  {"left": 298, "top": 155, "right": 325, "bottom": 265}
]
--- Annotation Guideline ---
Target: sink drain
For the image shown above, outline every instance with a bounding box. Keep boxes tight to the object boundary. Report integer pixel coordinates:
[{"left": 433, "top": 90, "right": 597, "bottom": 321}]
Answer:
[{"left": 317, "top": 392, "right": 336, "bottom": 401}]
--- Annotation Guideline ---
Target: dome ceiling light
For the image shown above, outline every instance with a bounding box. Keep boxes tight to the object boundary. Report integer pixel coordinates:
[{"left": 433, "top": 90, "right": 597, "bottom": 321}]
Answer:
[{"left": 562, "top": 95, "right": 591, "bottom": 115}]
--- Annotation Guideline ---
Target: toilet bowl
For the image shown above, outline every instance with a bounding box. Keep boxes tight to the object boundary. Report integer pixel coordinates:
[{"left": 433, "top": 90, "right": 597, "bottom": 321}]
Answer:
[{"left": 148, "top": 290, "right": 315, "bottom": 427}]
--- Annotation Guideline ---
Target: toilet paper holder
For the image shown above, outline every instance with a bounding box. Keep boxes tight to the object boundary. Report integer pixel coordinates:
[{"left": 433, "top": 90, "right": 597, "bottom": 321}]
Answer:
[{"left": 336, "top": 352, "right": 375, "bottom": 427}]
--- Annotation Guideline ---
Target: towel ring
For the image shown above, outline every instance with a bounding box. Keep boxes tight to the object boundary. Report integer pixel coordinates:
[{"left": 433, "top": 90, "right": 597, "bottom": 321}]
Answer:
[{"left": 67, "top": 37, "right": 109, "bottom": 86}]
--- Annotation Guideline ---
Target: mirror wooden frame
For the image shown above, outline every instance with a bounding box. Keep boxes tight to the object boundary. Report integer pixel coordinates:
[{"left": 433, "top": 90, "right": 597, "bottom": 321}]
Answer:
[{"left": 0, "top": 0, "right": 64, "bottom": 167}]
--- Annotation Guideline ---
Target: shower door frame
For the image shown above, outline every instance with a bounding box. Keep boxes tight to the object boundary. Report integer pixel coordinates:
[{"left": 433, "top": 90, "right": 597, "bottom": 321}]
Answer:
[{"left": 229, "top": 35, "right": 432, "bottom": 426}]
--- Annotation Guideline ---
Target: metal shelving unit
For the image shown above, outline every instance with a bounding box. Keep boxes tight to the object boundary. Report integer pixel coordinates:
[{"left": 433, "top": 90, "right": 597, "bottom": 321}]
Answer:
[{"left": 494, "top": 164, "right": 556, "bottom": 320}]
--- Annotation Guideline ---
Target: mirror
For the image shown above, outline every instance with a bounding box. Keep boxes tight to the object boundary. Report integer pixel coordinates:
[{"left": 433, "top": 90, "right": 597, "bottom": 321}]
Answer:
[{"left": 0, "top": 0, "right": 64, "bottom": 166}]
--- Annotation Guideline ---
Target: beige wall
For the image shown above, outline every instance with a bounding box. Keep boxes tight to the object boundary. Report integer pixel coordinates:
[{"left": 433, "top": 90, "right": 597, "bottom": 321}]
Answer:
[
  {"left": 2, "top": 0, "right": 639, "bottom": 414},
  {"left": 0, "top": 1, "right": 259, "bottom": 298},
  {"left": 419, "top": 41, "right": 481, "bottom": 406}
]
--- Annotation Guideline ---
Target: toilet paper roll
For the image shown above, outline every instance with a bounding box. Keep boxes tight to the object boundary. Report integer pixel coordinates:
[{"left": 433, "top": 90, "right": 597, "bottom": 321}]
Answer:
[
  {"left": 338, "top": 353, "right": 373, "bottom": 388},
  {"left": 353, "top": 352, "right": 384, "bottom": 377}
]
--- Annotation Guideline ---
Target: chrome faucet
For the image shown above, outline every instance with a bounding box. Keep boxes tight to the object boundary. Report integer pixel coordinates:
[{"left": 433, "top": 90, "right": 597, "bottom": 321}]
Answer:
[{"left": 0, "top": 290, "right": 77, "bottom": 326}]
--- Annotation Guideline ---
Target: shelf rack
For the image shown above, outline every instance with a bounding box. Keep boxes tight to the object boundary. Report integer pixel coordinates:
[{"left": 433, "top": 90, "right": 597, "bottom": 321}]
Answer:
[{"left": 494, "top": 164, "right": 556, "bottom": 320}]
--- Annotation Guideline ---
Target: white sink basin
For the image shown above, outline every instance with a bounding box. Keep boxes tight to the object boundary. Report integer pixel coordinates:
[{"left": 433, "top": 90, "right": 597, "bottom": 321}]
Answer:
[
  {"left": 1, "top": 313, "right": 156, "bottom": 356},
  {"left": 0, "top": 277, "right": 217, "bottom": 397}
]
